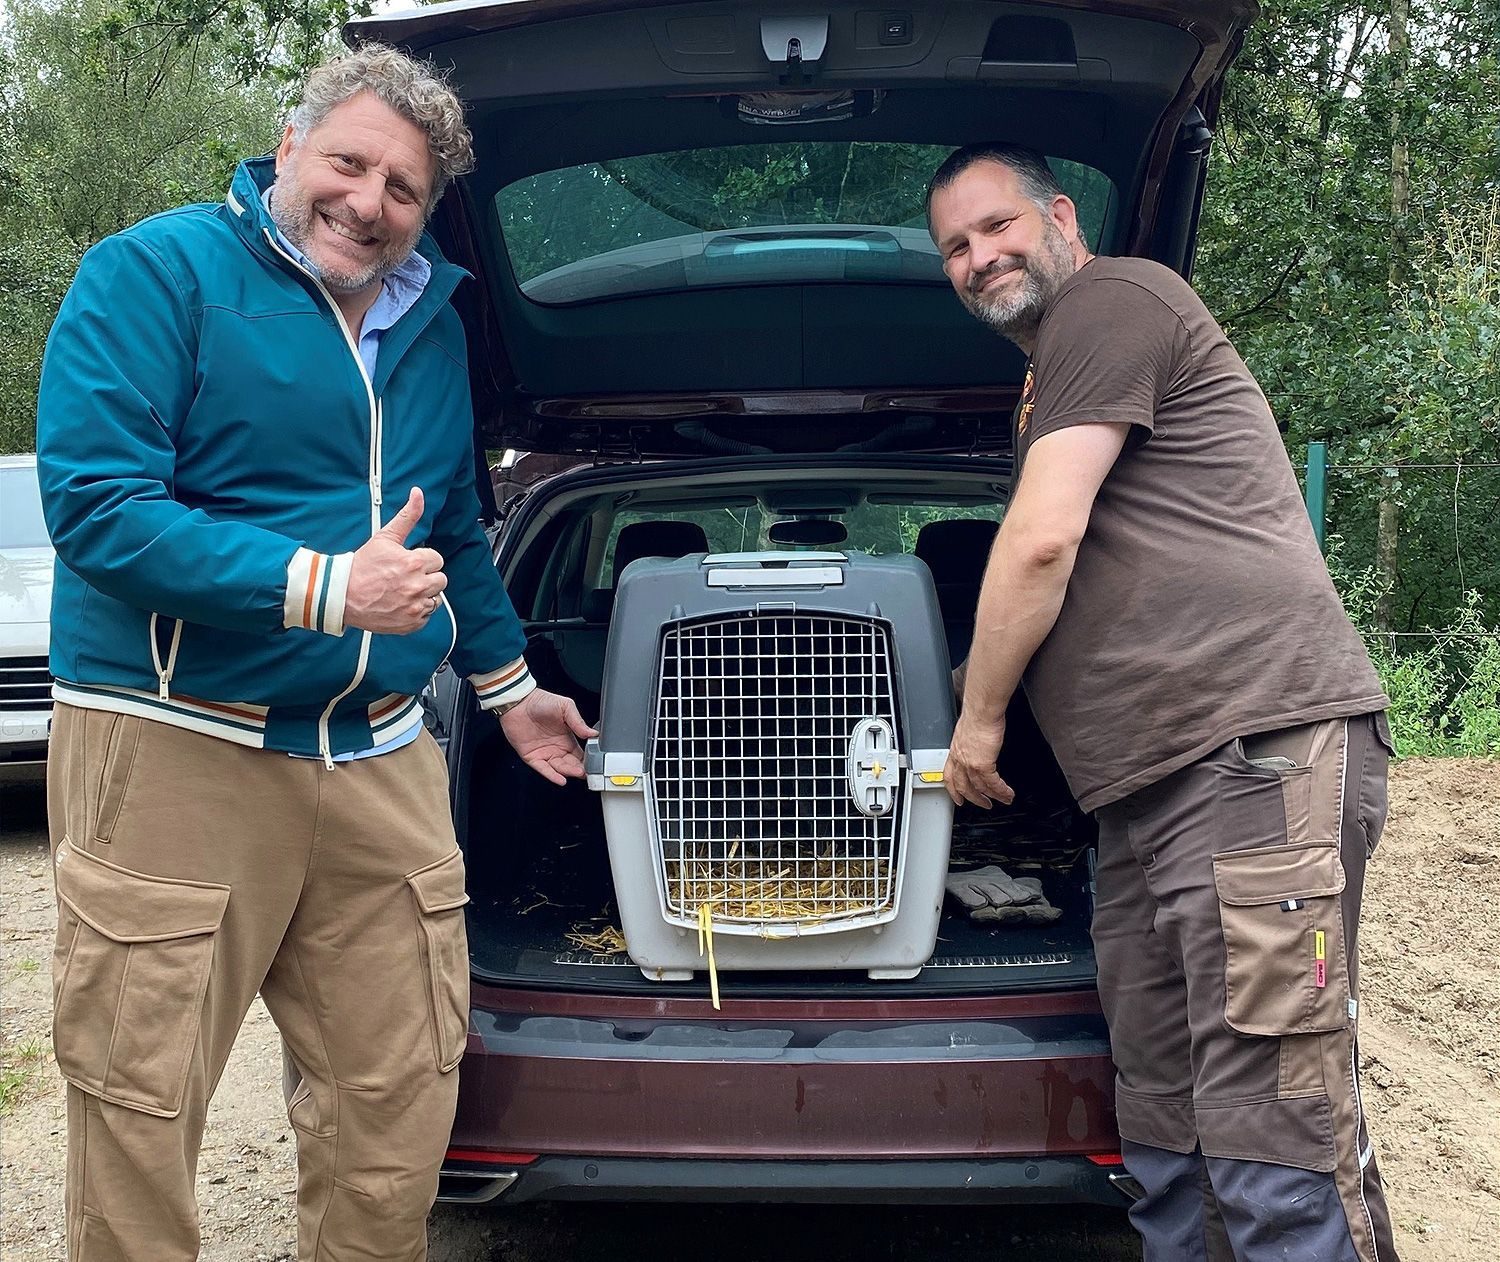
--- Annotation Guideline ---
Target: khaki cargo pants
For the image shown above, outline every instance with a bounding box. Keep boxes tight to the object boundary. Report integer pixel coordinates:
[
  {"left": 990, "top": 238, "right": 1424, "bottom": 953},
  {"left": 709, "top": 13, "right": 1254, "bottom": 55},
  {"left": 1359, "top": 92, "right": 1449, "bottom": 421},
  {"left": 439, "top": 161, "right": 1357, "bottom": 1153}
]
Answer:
[
  {"left": 1093, "top": 713, "right": 1399, "bottom": 1262},
  {"left": 46, "top": 704, "right": 471, "bottom": 1261}
]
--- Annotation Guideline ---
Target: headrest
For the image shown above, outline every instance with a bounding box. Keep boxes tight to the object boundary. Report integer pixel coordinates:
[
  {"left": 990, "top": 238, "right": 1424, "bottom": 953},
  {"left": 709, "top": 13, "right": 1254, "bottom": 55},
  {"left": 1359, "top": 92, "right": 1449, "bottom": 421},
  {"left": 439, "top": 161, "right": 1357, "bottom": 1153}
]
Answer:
[
  {"left": 614, "top": 520, "right": 710, "bottom": 582},
  {"left": 914, "top": 518, "right": 1000, "bottom": 587},
  {"left": 581, "top": 589, "right": 614, "bottom": 623}
]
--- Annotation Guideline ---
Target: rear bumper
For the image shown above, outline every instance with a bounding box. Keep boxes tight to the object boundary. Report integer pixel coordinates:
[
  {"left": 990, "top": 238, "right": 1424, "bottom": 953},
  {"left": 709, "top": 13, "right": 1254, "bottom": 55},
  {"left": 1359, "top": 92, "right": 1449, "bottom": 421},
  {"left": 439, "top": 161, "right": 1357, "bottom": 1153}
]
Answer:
[
  {"left": 439, "top": 1154, "right": 1137, "bottom": 1207},
  {"left": 447, "top": 984, "right": 1121, "bottom": 1205}
]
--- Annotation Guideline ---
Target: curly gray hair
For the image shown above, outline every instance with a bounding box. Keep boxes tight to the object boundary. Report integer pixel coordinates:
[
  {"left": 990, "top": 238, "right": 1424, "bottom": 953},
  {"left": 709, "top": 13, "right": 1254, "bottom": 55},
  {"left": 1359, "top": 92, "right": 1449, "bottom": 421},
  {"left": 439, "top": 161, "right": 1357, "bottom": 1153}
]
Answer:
[{"left": 291, "top": 43, "right": 474, "bottom": 211}]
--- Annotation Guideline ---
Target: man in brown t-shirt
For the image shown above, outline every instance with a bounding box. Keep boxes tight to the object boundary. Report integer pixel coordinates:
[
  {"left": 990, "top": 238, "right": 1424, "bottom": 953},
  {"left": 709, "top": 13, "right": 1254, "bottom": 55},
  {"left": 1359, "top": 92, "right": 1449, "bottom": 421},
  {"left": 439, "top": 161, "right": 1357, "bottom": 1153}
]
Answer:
[{"left": 928, "top": 143, "right": 1398, "bottom": 1262}]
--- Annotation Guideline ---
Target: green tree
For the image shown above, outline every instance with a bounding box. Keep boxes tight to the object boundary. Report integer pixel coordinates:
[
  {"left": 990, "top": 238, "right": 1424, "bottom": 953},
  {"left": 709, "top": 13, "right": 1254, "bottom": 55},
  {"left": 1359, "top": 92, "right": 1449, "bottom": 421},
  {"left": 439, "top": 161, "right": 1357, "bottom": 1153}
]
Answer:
[
  {"left": 1196, "top": 0, "right": 1500, "bottom": 634},
  {"left": 0, "top": 0, "right": 362, "bottom": 449}
]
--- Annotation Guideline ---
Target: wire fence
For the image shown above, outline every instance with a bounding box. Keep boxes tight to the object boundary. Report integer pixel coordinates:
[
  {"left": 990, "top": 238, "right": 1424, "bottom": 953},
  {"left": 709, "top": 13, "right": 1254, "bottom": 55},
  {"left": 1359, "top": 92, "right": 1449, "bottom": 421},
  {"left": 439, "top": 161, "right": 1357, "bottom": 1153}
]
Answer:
[
  {"left": 1294, "top": 449, "right": 1500, "bottom": 755},
  {"left": 1300, "top": 449, "right": 1500, "bottom": 639}
]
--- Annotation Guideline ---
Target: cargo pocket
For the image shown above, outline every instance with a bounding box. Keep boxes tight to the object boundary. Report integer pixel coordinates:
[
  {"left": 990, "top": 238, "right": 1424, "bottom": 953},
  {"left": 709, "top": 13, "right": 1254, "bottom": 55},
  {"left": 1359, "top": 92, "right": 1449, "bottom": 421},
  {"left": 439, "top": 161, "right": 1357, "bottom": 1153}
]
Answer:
[
  {"left": 51, "top": 839, "right": 229, "bottom": 1117},
  {"left": 405, "top": 848, "right": 471, "bottom": 1073},
  {"left": 1213, "top": 842, "right": 1350, "bottom": 1038}
]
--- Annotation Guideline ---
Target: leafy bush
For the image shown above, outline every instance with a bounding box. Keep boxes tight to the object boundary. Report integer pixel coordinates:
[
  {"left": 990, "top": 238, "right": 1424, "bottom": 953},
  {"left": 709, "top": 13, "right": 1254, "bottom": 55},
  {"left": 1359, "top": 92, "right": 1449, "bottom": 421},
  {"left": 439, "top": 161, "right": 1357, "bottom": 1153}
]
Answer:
[{"left": 1332, "top": 545, "right": 1500, "bottom": 757}]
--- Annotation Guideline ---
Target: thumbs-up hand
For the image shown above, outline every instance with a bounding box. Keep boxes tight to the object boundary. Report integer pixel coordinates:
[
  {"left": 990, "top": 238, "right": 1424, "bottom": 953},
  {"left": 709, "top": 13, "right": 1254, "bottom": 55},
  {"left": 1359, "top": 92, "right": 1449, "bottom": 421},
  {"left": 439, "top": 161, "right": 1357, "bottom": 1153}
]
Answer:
[{"left": 344, "top": 488, "right": 448, "bottom": 635}]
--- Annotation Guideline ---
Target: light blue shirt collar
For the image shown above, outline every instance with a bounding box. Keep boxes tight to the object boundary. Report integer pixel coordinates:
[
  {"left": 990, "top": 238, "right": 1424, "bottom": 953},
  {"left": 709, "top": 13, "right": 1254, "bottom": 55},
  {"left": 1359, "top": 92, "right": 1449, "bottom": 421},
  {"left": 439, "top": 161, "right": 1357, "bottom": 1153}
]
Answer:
[{"left": 261, "top": 184, "right": 431, "bottom": 379}]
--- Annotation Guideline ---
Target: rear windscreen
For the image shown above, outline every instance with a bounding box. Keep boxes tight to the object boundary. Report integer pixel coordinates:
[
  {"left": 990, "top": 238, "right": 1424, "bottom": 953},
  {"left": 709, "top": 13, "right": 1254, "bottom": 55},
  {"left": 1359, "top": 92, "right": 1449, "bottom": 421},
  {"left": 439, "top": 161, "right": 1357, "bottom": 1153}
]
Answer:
[
  {"left": 596, "top": 497, "right": 1005, "bottom": 580},
  {"left": 496, "top": 143, "right": 1114, "bottom": 305}
]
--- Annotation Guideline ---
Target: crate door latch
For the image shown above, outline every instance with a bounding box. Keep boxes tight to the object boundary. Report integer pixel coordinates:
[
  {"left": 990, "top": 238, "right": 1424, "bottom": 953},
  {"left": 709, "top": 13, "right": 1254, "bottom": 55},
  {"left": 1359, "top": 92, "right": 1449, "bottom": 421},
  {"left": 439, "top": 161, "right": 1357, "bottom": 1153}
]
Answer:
[{"left": 847, "top": 717, "right": 900, "bottom": 817}]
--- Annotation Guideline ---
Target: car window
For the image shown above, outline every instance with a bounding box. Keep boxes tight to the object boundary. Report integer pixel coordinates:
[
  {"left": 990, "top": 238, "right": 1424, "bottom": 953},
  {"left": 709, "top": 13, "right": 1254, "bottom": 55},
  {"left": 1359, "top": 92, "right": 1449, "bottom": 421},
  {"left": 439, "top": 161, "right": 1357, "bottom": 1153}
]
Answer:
[
  {"left": 599, "top": 506, "right": 765, "bottom": 580},
  {"left": 0, "top": 467, "right": 49, "bottom": 549},
  {"left": 590, "top": 499, "right": 1005, "bottom": 589},
  {"left": 497, "top": 143, "right": 1114, "bottom": 305}
]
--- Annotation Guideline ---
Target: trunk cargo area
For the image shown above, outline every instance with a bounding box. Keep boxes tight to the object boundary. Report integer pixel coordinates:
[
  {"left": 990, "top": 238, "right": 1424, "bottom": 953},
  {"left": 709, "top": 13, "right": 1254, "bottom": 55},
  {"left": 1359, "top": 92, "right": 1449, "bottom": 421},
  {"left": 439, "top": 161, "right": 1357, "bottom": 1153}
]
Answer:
[{"left": 460, "top": 639, "right": 1099, "bottom": 998}]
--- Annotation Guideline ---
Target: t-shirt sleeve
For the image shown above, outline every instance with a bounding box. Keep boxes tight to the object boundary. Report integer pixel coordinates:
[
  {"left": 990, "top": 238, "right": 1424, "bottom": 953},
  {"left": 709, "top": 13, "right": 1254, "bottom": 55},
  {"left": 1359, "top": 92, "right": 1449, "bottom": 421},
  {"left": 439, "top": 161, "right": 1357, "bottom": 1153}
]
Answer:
[{"left": 1025, "top": 276, "right": 1192, "bottom": 447}]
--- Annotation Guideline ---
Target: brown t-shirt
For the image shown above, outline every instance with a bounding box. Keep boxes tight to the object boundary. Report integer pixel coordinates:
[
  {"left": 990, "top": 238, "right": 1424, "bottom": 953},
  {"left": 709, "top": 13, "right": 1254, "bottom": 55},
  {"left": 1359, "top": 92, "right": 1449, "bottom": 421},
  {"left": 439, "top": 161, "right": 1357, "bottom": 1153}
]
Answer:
[{"left": 1014, "top": 257, "right": 1386, "bottom": 812}]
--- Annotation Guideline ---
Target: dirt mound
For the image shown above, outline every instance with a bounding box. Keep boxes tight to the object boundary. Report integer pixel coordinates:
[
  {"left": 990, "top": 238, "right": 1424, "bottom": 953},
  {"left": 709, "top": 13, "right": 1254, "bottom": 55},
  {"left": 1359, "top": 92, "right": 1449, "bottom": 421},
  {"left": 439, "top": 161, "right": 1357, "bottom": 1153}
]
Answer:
[
  {"left": 1364, "top": 758, "right": 1500, "bottom": 1084},
  {"left": 1358, "top": 757, "right": 1500, "bottom": 1256}
]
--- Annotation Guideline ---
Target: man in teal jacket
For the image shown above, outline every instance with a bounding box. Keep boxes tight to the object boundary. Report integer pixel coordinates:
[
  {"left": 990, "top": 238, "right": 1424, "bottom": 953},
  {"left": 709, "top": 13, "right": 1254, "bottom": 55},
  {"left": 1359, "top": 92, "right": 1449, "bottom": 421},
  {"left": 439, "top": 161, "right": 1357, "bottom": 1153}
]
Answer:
[{"left": 37, "top": 44, "right": 593, "bottom": 1262}]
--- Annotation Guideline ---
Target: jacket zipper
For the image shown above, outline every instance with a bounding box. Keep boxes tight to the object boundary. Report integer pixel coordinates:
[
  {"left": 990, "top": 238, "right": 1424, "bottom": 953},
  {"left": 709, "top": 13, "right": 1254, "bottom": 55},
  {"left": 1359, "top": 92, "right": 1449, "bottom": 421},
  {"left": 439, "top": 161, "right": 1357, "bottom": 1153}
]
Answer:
[
  {"left": 439, "top": 593, "right": 458, "bottom": 665},
  {"left": 372, "top": 398, "right": 384, "bottom": 510},
  {"left": 149, "top": 613, "right": 185, "bottom": 701},
  {"left": 264, "top": 229, "right": 380, "bottom": 769}
]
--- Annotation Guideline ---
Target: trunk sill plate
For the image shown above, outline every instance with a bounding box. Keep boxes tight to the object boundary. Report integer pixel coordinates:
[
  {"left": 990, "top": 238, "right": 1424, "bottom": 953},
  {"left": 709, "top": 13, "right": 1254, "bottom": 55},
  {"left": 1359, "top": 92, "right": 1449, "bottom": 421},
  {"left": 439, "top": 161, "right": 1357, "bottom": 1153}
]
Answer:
[{"left": 552, "top": 951, "right": 1076, "bottom": 968}]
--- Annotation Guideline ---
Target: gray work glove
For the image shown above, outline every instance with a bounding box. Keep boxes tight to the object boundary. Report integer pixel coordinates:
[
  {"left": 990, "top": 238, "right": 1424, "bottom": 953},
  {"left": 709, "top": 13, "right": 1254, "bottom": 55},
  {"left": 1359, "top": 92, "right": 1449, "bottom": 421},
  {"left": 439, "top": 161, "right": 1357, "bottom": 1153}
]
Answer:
[{"left": 945, "top": 865, "right": 1063, "bottom": 924}]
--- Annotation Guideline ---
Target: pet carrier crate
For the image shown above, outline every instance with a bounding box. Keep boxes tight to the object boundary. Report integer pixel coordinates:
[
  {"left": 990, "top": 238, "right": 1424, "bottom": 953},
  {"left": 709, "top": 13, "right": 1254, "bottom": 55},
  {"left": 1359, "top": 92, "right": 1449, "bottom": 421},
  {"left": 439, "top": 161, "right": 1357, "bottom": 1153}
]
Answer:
[{"left": 585, "top": 551, "right": 955, "bottom": 982}]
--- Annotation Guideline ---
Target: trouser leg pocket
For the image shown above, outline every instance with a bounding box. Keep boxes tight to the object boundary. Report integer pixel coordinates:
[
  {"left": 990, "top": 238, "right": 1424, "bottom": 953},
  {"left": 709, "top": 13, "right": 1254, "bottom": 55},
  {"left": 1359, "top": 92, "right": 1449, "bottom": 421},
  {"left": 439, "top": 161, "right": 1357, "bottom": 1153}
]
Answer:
[
  {"left": 1212, "top": 841, "right": 1350, "bottom": 1037},
  {"left": 405, "top": 847, "right": 471, "bottom": 1073},
  {"left": 51, "top": 839, "right": 229, "bottom": 1117}
]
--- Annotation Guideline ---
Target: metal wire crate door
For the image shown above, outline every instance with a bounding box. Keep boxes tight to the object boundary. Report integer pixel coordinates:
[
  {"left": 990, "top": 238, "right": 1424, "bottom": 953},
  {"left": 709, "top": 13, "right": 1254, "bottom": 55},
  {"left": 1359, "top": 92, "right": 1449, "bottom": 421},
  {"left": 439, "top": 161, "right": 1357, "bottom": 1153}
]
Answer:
[{"left": 650, "top": 612, "right": 902, "bottom": 931}]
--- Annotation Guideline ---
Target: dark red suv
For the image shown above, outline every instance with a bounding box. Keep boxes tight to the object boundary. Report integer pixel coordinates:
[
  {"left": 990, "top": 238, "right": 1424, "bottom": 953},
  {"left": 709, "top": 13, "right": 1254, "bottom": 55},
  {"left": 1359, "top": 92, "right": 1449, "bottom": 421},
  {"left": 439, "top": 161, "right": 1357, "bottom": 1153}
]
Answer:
[{"left": 352, "top": 0, "right": 1255, "bottom": 1210}]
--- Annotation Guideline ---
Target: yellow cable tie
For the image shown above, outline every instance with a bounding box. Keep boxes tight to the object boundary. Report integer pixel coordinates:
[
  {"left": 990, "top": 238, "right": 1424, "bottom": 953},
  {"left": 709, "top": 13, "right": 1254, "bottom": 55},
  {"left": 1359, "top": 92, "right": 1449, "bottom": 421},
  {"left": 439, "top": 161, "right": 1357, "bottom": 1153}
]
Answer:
[{"left": 698, "top": 901, "right": 721, "bottom": 1011}]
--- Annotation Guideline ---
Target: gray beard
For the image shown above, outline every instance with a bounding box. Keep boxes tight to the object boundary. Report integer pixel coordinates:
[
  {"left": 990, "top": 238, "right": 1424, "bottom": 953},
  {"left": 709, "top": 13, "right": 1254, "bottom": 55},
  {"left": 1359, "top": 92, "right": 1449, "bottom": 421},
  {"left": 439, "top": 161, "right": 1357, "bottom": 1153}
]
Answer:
[
  {"left": 267, "top": 182, "right": 414, "bottom": 294},
  {"left": 961, "top": 224, "right": 1077, "bottom": 345},
  {"left": 966, "top": 281, "right": 1048, "bottom": 343}
]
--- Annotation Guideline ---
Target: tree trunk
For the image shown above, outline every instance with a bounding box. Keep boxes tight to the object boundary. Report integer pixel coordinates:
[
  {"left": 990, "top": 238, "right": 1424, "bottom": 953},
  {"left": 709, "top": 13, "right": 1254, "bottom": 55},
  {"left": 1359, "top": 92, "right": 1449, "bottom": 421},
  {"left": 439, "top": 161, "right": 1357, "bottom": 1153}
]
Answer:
[
  {"left": 1377, "top": 0, "right": 1410, "bottom": 631},
  {"left": 1377, "top": 470, "right": 1400, "bottom": 631},
  {"left": 1388, "top": 0, "right": 1411, "bottom": 291}
]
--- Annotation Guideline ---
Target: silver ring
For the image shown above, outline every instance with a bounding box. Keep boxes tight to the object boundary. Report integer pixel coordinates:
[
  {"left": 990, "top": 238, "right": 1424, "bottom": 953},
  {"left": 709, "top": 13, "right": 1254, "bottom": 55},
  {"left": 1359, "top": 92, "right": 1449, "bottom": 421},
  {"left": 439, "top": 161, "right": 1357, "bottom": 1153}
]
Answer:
[{"left": 428, "top": 595, "right": 439, "bottom": 612}]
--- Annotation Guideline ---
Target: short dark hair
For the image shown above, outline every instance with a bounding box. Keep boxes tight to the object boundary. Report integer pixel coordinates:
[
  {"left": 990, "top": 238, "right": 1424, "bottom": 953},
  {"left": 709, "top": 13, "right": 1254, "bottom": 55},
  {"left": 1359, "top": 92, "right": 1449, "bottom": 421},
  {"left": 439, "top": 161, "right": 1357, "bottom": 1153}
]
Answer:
[{"left": 924, "top": 142, "right": 1071, "bottom": 237}]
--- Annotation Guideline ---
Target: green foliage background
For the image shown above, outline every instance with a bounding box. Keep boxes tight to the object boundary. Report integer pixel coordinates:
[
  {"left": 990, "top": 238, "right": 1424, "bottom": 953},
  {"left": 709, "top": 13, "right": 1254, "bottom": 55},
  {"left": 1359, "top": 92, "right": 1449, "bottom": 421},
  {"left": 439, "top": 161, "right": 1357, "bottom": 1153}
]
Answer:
[
  {"left": 0, "top": 0, "right": 360, "bottom": 451},
  {"left": 2, "top": 0, "right": 1496, "bottom": 752}
]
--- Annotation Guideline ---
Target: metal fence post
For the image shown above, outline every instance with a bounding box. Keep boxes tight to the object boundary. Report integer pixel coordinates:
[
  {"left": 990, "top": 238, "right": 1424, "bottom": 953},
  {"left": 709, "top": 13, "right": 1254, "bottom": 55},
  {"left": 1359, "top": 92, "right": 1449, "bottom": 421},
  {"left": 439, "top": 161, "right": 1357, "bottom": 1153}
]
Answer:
[{"left": 1305, "top": 440, "right": 1328, "bottom": 552}]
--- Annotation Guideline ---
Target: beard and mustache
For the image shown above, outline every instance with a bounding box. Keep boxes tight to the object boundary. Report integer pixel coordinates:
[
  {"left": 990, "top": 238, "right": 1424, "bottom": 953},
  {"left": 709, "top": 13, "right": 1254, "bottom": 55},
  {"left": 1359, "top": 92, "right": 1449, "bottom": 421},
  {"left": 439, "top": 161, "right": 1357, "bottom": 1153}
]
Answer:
[
  {"left": 268, "top": 159, "right": 422, "bottom": 295},
  {"left": 958, "top": 217, "right": 1079, "bottom": 344}
]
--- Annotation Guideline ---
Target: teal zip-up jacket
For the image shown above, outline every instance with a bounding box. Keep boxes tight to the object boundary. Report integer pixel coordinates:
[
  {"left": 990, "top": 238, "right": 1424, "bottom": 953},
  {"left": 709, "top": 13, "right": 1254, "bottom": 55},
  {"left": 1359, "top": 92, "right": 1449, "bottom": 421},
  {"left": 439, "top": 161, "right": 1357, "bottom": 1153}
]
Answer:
[{"left": 37, "top": 157, "right": 535, "bottom": 761}]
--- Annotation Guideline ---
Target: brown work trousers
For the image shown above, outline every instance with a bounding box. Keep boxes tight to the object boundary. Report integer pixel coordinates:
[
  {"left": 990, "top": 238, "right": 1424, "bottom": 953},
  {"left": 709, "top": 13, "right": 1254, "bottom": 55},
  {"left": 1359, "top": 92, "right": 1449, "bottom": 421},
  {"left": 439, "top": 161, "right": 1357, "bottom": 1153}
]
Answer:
[
  {"left": 46, "top": 704, "right": 470, "bottom": 1262},
  {"left": 1093, "top": 713, "right": 1399, "bottom": 1262}
]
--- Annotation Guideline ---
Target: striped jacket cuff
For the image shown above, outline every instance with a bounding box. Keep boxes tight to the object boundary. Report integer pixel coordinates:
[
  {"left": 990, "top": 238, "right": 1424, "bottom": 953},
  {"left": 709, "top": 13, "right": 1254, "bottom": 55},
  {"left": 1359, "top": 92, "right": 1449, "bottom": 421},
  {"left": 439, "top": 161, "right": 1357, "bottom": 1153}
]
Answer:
[
  {"left": 284, "top": 548, "right": 354, "bottom": 636},
  {"left": 470, "top": 658, "right": 536, "bottom": 711}
]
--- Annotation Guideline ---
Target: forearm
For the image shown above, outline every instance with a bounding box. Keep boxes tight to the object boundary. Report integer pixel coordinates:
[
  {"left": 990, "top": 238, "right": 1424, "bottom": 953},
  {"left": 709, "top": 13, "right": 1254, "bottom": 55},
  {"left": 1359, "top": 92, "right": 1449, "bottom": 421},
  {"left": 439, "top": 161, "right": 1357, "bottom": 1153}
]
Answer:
[
  {"left": 43, "top": 476, "right": 305, "bottom": 633},
  {"left": 959, "top": 525, "right": 1078, "bottom": 723},
  {"left": 943, "top": 424, "right": 1124, "bottom": 808},
  {"left": 957, "top": 425, "right": 1129, "bottom": 721}
]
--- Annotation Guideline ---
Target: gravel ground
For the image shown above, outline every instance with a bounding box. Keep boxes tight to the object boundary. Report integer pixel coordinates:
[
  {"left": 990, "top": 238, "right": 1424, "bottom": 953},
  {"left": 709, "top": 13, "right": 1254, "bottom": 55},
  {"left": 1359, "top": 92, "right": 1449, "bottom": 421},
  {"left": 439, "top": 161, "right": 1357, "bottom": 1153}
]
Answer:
[{"left": 5, "top": 759, "right": 1498, "bottom": 1259}]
